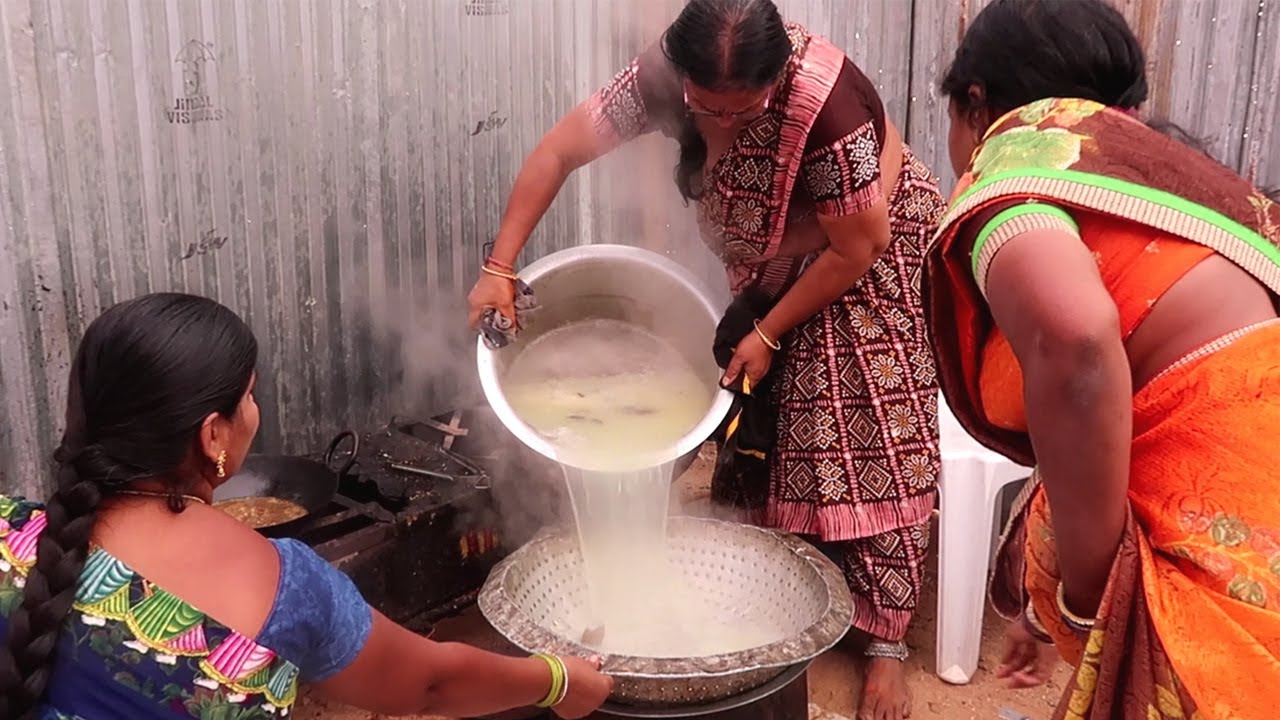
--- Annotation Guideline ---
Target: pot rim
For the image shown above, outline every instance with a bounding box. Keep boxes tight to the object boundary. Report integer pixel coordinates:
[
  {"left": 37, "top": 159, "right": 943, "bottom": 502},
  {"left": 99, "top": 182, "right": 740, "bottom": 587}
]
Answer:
[{"left": 475, "top": 244, "right": 734, "bottom": 471}]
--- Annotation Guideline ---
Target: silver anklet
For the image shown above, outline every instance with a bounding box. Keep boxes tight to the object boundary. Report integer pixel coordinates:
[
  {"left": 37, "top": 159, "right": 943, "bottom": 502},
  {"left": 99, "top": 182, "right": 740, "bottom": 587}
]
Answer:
[{"left": 865, "top": 640, "right": 909, "bottom": 661}]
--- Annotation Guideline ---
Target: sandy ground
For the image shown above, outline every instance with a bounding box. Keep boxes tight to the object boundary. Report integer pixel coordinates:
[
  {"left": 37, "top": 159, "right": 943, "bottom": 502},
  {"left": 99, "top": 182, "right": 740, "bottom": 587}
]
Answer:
[{"left": 296, "top": 449, "right": 1069, "bottom": 720}]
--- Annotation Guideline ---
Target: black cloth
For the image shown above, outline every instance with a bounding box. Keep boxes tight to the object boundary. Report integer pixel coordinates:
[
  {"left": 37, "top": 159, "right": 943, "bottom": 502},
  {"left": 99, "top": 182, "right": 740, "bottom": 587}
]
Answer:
[{"left": 710, "top": 288, "right": 779, "bottom": 511}]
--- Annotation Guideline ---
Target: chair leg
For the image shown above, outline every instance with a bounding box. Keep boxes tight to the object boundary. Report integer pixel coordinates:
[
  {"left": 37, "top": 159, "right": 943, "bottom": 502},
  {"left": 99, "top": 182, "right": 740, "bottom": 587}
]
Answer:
[{"left": 934, "top": 456, "right": 1002, "bottom": 685}]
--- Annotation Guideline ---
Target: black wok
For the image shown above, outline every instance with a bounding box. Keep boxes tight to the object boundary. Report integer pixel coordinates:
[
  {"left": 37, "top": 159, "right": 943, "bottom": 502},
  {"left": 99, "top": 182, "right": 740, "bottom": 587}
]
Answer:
[{"left": 212, "top": 431, "right": 359, "bottom": 536}]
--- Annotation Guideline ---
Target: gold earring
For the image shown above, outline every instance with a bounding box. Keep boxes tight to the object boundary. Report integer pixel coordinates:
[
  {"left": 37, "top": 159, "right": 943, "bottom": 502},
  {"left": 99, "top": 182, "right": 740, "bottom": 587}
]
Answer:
[{"left": 216, "top": 451, "right": 227, "bottom": 479}]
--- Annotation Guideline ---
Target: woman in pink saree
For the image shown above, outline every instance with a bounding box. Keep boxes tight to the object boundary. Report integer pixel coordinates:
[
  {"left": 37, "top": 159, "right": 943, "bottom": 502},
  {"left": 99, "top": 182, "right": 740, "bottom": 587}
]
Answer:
[{"left": 468, "top": 3, "right": 943, "bottom": 716}]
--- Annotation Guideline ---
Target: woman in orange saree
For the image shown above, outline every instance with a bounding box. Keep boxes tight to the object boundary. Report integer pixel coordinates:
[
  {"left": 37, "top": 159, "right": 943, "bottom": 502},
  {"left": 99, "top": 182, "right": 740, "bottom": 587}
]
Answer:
[{"left": 928, "top": 1, "right": 1280, "bottom": 718}]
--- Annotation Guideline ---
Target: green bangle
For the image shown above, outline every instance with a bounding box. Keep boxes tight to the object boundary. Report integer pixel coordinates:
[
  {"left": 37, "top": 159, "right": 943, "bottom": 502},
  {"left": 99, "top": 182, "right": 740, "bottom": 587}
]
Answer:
[{"left": 533, "top": 653, "right": 566, "bottom": 708}]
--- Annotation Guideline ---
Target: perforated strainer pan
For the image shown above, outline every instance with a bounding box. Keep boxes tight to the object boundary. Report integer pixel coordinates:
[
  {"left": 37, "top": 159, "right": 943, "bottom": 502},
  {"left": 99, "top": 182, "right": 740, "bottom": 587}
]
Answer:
[{"left": 478, "top": 517, "right": 853, "bottom": 707}]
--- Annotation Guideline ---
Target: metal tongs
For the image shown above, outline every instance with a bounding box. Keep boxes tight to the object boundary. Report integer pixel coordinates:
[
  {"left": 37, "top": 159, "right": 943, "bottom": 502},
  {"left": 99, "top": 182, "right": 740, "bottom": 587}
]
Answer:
[{"left": 387, "top": 444, "right": 491, "bottom": 491}]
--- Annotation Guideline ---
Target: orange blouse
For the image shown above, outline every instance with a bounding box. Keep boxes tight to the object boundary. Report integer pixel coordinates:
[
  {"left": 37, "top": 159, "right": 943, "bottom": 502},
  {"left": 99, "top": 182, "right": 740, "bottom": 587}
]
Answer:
[{"left": 975, "top": 206, "right": 1214, "bottom": 431}]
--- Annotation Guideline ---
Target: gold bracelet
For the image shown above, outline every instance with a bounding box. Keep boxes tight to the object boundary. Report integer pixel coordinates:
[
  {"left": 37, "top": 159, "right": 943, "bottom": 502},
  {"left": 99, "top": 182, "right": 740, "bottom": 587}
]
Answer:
[
  {"left": 1023, "top": 602, "right": 1053, "bottom": 642},
  {"left": 1056, "top": 582, "right": 1097, "bottom": 632},
  {"left": 481, "top": 264, "right": 520, "bottom": 282},
  {"left": 753, "top": 319, "right": 782, "bottom": 351}
]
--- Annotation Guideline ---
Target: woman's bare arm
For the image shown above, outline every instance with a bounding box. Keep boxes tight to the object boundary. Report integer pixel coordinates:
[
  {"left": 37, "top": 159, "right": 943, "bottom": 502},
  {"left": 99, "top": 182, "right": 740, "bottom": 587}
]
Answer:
[
  {"left": 756, "top": 202, "right": 892, "bottom": 341},
  {"left": 313, "top": 612, "right": 560, "bottom": 716},
  {"left": 985, "top": 227, "right": 1132, "bottom": 617},
  {"left": 488, "top": 104, "right": 612, "bottom": 267}
]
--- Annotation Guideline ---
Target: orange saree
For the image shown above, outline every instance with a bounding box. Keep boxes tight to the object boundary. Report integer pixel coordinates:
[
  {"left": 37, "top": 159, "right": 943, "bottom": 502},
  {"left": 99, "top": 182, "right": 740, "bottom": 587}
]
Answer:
[{"left": 927, "top": 98, "right": 1280, "bottom": 719}]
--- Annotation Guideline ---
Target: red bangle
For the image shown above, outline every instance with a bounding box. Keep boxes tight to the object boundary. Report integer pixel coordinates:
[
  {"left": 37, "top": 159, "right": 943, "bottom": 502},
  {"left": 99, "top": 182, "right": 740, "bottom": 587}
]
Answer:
[{"left": 485, "top": 256, "right": 515, "bottom": 271}]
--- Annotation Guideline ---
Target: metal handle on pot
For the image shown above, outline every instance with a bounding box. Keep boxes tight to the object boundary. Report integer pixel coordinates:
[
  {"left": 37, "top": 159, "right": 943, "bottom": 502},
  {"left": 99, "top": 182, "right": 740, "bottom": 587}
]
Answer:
[{"left": 324, "top": 430, "right": 360, "bottom": 478}]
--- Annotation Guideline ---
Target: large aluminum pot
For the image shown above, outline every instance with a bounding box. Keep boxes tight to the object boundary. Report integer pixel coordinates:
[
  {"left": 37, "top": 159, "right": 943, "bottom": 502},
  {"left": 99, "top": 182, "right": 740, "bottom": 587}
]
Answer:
[{"left": 476, "top": 244, "right": 733, "bottom": 471}]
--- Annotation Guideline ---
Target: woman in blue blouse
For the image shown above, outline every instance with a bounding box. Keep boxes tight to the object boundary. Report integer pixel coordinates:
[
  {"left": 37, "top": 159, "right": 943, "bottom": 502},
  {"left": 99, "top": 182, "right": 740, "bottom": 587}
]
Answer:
[{"left": 0, "top": 292, "right": 612, "bottom": 719}]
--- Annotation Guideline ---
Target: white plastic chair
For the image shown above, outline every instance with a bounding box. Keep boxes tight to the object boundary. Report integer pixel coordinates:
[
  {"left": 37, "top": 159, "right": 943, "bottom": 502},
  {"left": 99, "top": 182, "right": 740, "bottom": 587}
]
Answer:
[{"left": 934, "top": 395, "right": 1030, "bottom": 685}]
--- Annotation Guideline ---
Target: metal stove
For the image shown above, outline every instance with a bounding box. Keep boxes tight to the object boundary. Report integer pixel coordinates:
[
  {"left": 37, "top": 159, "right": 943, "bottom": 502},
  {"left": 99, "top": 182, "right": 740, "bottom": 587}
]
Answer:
[
  {"left": 275, "top": 413, "right": 507, "bottom": 632},
  {"left": 592, "top": 664, "right": 810, "bottom": 719}
]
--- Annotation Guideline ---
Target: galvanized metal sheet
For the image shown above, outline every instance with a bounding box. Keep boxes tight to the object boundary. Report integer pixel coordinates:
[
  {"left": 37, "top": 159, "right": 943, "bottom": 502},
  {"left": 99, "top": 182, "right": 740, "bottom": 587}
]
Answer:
[
  {"left": 906, "top": 0, "right": 996, "bottom": 190},
  {"left": 0, "top": 0, "right": 1276, "bottom": 496},
  {"left": 1243, "top": 0, "right": 1280, "bottom": 190}
]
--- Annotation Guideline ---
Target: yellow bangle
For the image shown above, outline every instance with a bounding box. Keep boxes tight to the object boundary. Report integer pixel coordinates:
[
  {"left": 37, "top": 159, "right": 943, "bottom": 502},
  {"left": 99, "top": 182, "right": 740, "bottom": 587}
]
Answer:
[
  {"left": 482, "top": 264, "right": 520, "bottom": 282},
  {"left": 532, "top": 653, "right": 567, "bottom": 708},
  {"left": 753, "top": 319, "right": 782, "bottom": 351},
  {"left": 1023, "top": 602, "right": 1053, "bottom": 642},
  {"left": 1056, "top": 582, "right": 1097, "bottom": 632}
]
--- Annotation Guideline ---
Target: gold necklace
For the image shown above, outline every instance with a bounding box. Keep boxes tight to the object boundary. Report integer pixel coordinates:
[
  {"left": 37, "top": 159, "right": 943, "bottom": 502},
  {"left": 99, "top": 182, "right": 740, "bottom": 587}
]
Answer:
[{"left": 114, "top": 489, "right": 210, "bottom": 506}]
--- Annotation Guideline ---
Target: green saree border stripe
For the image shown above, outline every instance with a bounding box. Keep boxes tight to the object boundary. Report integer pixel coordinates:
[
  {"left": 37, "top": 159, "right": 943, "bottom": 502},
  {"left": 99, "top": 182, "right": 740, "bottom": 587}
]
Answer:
[
  {"left": 944, "top": 167, "right": 1280, "bottom": 267},
  {"left": 970, "top": 203, "right": 1080, "bottom": 278}
]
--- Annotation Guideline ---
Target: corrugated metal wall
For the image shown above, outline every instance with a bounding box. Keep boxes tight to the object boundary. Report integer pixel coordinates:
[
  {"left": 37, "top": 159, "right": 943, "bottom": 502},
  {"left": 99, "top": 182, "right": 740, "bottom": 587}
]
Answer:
[{"left": 2, "top": 0, "right": 1278, "bottom": 496}]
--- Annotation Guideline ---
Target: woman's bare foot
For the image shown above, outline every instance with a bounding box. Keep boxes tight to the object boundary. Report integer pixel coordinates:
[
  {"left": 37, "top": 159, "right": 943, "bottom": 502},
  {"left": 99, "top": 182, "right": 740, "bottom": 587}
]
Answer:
[{"left": 858, "top": 657, "right": 911, "bottom": 720}]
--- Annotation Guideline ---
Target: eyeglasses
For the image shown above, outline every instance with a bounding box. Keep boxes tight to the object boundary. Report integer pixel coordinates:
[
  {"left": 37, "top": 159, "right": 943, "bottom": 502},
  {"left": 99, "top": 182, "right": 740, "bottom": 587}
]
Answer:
[{"left": 683, "top": 85, "right": 773, "bottom": 120}]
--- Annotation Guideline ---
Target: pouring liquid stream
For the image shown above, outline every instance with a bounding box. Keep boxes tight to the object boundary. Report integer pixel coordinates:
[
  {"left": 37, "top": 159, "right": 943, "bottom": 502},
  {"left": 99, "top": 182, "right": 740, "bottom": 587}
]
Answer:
[{"left": 504, "top": 319, "right": 781, "bottom": 658}]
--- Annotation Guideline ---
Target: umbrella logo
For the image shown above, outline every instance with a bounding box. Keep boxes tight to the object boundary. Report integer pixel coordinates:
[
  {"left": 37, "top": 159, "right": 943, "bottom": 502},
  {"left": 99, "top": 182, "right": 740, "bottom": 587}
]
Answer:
[
  {"left": 168, "top": 40, "right": 225, "bottom": 124},
  {"left": 176, "top": 40, "right": 215, "bottom": 95}
]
